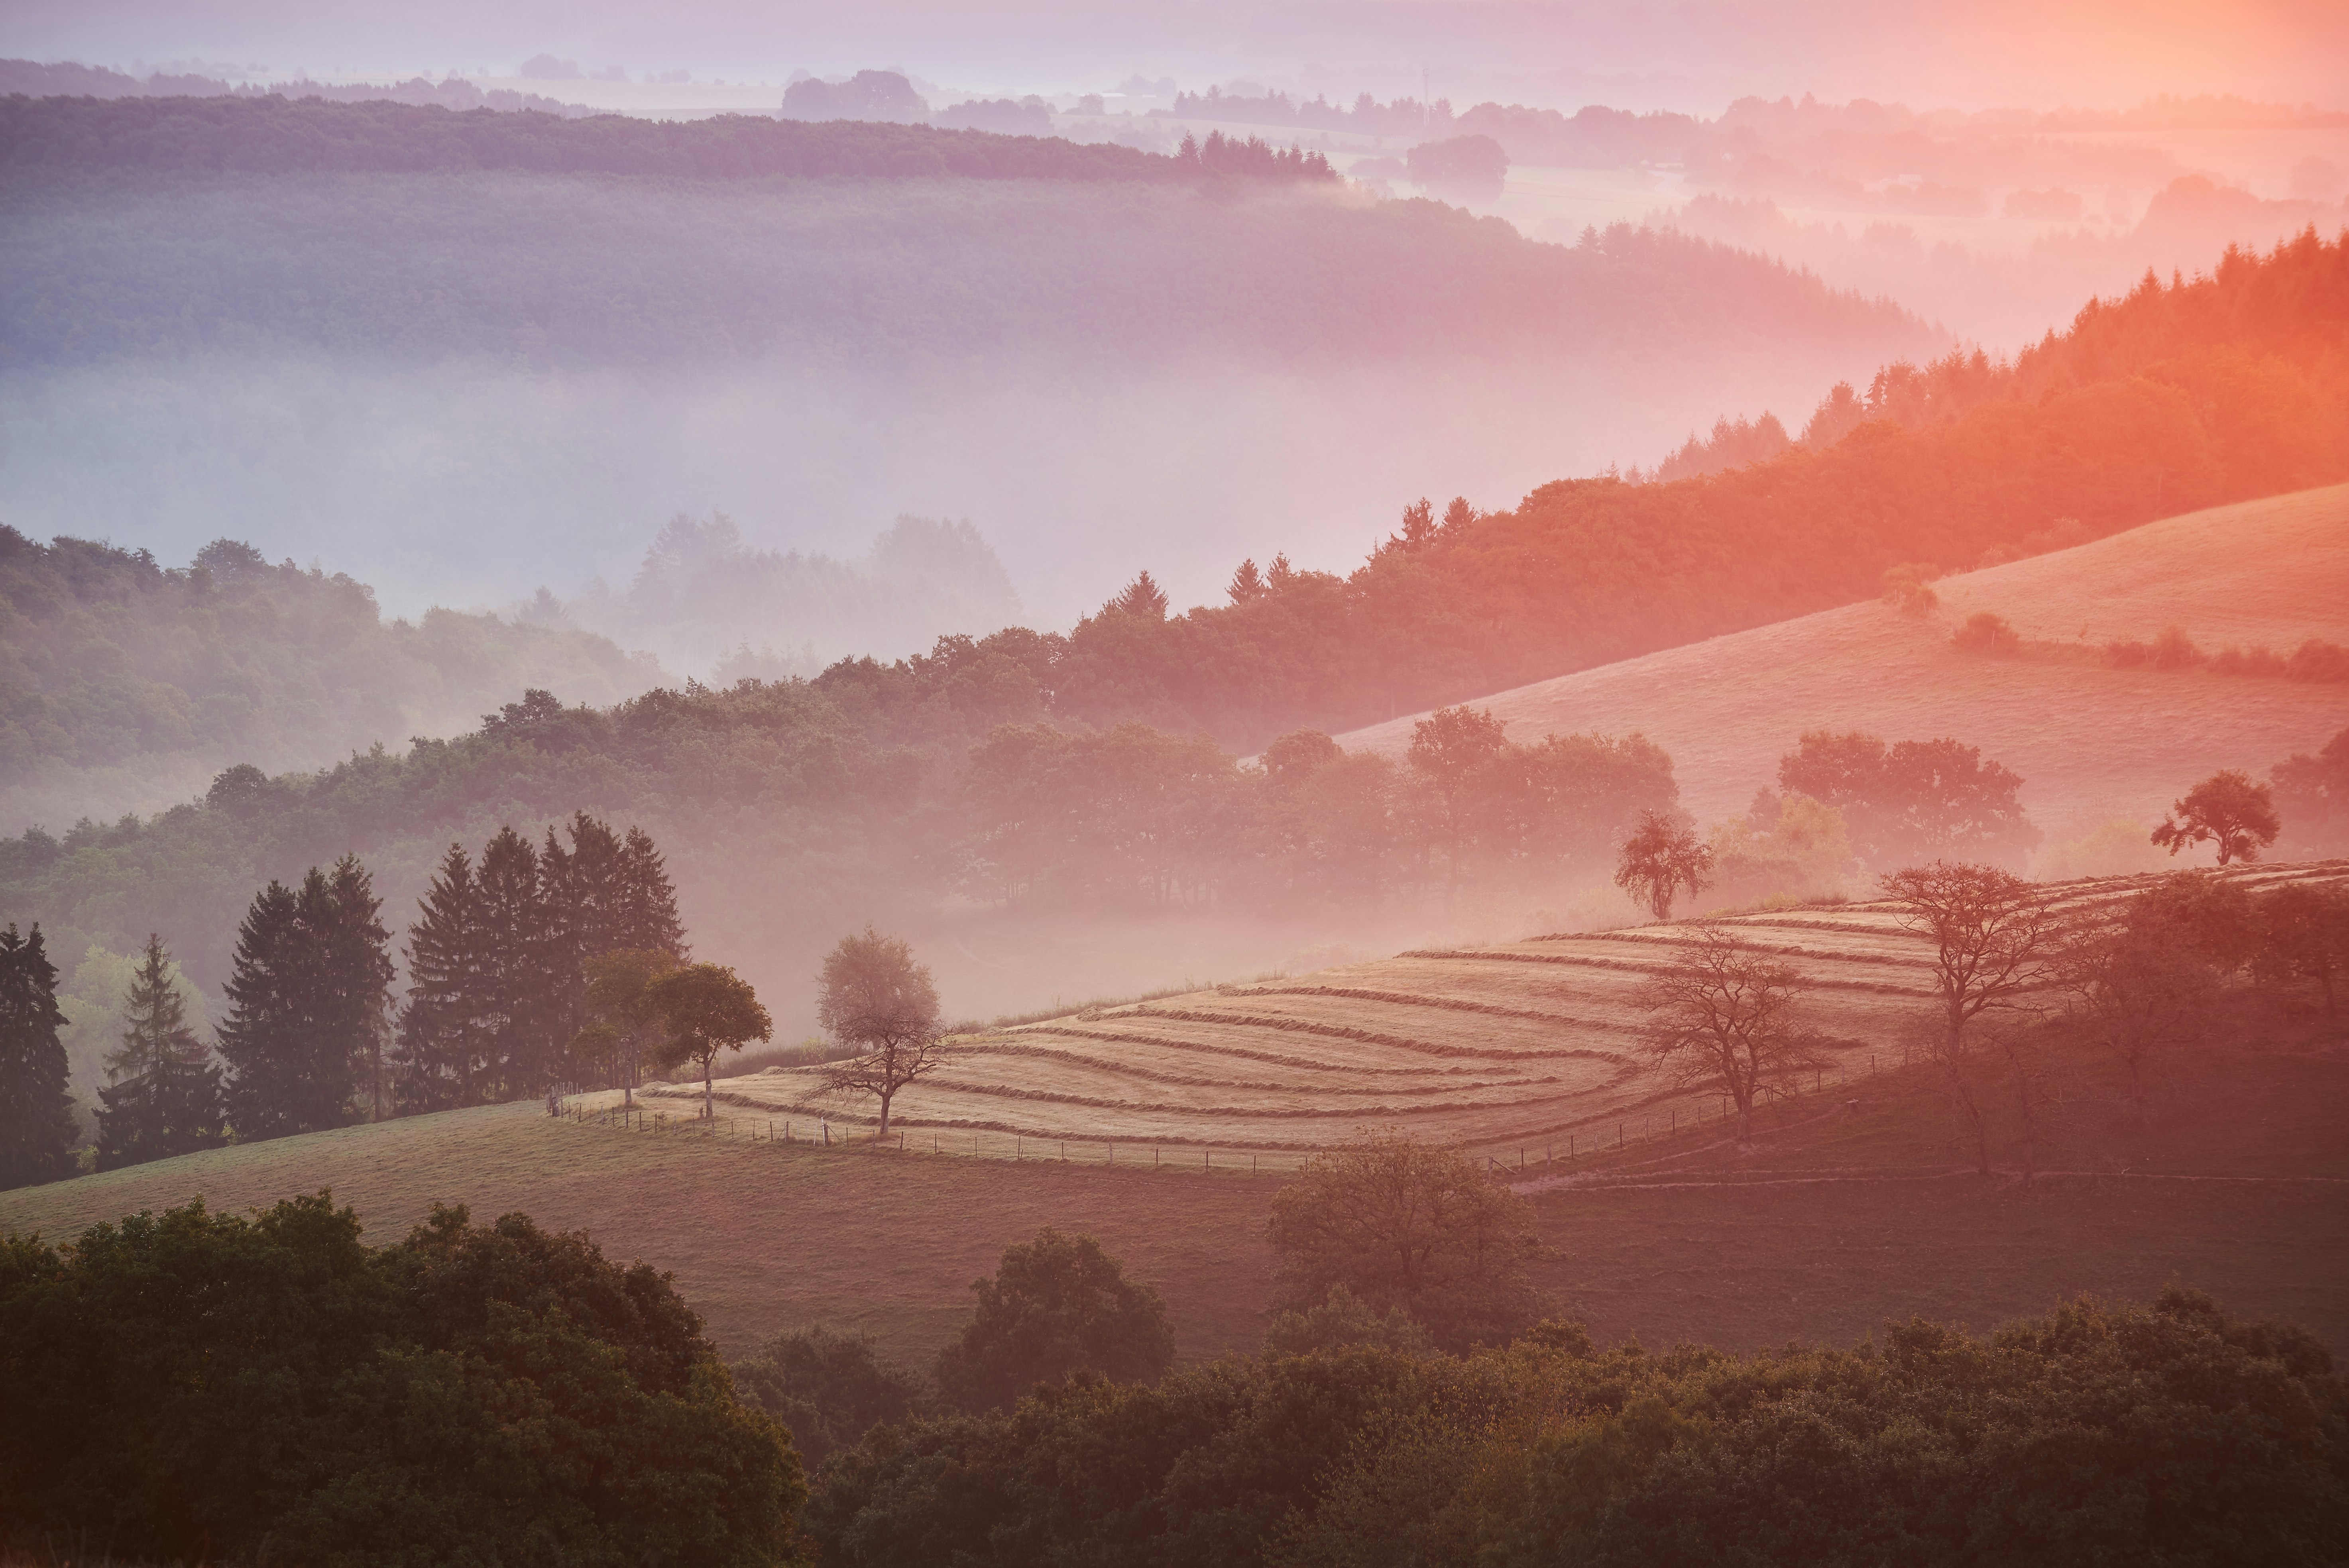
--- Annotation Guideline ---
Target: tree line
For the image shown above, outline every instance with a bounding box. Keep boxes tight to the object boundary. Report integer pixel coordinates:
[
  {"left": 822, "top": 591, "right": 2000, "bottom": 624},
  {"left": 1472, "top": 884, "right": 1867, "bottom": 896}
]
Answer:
[{"left": 10, "top": 1143, "right": 2341, "bottom": 1564}]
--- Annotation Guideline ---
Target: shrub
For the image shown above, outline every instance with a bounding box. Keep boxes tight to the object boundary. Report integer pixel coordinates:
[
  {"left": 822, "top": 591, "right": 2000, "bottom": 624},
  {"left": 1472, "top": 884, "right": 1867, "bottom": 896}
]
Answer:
[
  {"left": 1881, "top": 562, "right": 1942, "bottom": 617},
  {"left": 1952, "top": 611, "right": 2021, "bottom": 653},
  {"left": 0, "top": 1194, "right": 804, "bottom": 1564},
  {"left": 2288, "top": 638, "right": 2349, "bottom": 682}
]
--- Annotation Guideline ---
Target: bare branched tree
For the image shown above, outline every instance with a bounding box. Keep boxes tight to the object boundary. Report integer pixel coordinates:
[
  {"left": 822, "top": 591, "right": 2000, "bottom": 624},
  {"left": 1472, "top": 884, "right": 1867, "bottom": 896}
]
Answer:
[
  {"left": 2056, "top": 906, "right": 2222, "bottom": 1108},
  {"left": 1635, "top": 925, "right": 1824, "bottom": 1143},
  {"left": 1883, "top": 861, "right": 2065, "bottom": 1174},
  {"left": 817, "top": 927, "right": 947, "bottom": 1139}
]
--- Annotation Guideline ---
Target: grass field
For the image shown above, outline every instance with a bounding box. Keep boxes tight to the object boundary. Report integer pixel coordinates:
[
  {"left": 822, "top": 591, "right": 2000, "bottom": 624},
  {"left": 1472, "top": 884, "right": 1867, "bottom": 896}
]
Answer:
[
  {"left": 1333, "top": 483, "right": 2349, "bottom": 828},
  {"left": 645, "top": 861, "right": 2349, "bottom": 1161},
  {"left": 11, "top": 863, "right": 2343, "bottom": 1367}
]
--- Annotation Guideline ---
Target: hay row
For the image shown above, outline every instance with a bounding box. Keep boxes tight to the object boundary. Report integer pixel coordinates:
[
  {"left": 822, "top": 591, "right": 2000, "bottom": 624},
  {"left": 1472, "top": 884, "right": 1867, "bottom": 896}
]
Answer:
[
  {"left": 1125, "top": 1004, "right": 1639, "bottom": 1064},
  {"left": 955, "top": 1037, "right": 1511, "bottom": 1086},
  {"left": 1402, "top": 948, "right": 1935, "bottom": 998}
]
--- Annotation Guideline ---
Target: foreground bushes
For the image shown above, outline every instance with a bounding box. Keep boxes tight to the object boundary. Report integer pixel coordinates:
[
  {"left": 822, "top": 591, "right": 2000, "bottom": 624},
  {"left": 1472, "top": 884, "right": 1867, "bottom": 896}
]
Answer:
[
  {"left": 0, "top": 1194, "right": 802, "bottom": 1565},
  {"left": 806, "top": 1289, "right": 2349, "bottom": 1567}
]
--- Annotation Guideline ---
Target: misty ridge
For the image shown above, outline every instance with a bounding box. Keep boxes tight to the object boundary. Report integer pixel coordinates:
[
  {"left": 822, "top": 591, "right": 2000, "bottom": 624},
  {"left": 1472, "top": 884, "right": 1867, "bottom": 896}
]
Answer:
[{"left": 544, "top": 511, "right": 1025, "bottom": 680}]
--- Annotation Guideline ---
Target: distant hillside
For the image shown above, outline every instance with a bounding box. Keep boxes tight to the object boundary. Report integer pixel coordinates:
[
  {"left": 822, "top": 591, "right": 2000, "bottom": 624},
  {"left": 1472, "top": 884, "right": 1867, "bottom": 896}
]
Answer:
[
  {"left": 1338, "top": 485, "right": 2349, "bottom": 849},
  {"left": 0, "top": 530, "right": 660, "bottom": 831},
  {"left": 1036, "top": 228, "right": 2349, "bottom": 747}
]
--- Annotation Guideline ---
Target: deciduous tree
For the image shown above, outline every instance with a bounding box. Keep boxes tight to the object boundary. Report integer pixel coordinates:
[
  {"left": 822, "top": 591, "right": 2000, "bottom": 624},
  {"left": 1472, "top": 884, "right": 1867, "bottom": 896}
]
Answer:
[
  {"left": 817, "top": 927, "right": 946, "bottom": 1138},
  {"left": 1266, "top": 1128, "right": 1542, "bottom": 1352},
  {"left": 2152, "top": 769, "right": 2282, "bottom": 865},
  {"left": 571, "top": 947, "right": 680, "bottom": 1108},
  {"left": 1636, "top": 926, "right": 1823, "bottom": 1142},
  {"left": 643, "top": 963, "right": 772, "bottom": 1120},
  {"left": 933, "top": 1228, "right": 1176, "bottom": 1413},
  {"left": 1882, "top": 862, "right": 2064, "bottom": 1173},
  {"left": 1614, "top": 809, "right": 1712, "bottom": 920}
]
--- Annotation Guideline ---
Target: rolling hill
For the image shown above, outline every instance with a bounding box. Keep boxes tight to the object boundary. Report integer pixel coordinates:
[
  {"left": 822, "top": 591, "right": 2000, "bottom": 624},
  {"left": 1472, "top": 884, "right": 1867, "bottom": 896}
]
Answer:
[
  {"left": 647, "top": 861, "right": 2349, "bottom": 1159},
  {"left": 1335, "top": 484, "right": 2349, "bottom": 833},
  {"left": 8, "top": 861, "right": 2344, "bottom": 1364}
]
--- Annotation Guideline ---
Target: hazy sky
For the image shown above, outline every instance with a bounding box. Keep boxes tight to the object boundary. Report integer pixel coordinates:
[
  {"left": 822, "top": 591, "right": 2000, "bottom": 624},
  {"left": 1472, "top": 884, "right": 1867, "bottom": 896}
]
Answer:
[{"left": 10, "top": 0, "right": 2347, "bottom": 113}]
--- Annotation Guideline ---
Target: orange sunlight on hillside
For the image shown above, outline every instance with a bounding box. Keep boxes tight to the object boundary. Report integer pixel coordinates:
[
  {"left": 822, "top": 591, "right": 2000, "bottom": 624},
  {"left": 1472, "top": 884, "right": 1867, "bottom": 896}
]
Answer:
[{"left": 1337, "top": 484, "right": 2349, "bottom": 838}]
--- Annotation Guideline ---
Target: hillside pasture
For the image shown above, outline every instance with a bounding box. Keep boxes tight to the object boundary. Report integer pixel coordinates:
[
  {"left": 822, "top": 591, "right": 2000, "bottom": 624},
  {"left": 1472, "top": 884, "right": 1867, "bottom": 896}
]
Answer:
[
  {"left": 646, "top": 861, "right": 2349, "bottom": 1159},
  {"left": 1334, "top": 484, "right": 2349, "bottom": 829}
]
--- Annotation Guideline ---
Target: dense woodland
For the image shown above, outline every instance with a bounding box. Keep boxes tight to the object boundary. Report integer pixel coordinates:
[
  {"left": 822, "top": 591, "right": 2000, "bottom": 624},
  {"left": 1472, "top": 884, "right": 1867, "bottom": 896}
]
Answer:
[{"left": 0, "top": 529, "right": 658, "bottom": 828}]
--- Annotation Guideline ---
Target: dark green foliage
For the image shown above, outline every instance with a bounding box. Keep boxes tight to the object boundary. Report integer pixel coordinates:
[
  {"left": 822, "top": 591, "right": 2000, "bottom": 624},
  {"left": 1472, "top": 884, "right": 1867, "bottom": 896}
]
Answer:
[
  {"left": 0, "top": 922, "right": 75, "bottom": 1189},
  {"left": 93, "top": 933, "right": 224, "bottom": 1169},
  {"left": 736, "top": 1324, "right": 929, "bottom": 1469},
  {"left": 216, "top": 854, "right": 392, "bottom": 1140},
  {"left": 806, "top": 1348, "right": 1427, "bottom": 1566},
  {"left": 808, "top": 1291, "right": 2349, "bottom": 1568},
  {"left": 395, "top": 813, "right": 686, "bottom": 1109},
  {"left": 0, "top": 1193, "right": 805, "bottom": 1565},
  {"left": 934, "top": 1228, "right": 1178, "bottom": 1413},
  {"left": 0, "top": 526, "right": 647, "bottom": 793}
]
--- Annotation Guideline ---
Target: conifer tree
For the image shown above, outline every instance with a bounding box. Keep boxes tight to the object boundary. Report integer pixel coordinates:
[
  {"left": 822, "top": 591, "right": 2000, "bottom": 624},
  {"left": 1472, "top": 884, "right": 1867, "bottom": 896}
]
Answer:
[
  {"left": 94, "top": 934, "right": 224, "bottom": 1170},
  {"left": 0, "top": 922, "right": 77, "bottom": 1189},
  {"left": 219, "top": 858, "right": 392, "bottom": 1140},
  {"left": 394, "top": 844, "right": 486, "bottom": 1111},
  {"left": 621, "top": 825, "right": 688, "bottom": 956},
  {"left": 476, "top": 827, "right": 564, "bottom": 1098}
]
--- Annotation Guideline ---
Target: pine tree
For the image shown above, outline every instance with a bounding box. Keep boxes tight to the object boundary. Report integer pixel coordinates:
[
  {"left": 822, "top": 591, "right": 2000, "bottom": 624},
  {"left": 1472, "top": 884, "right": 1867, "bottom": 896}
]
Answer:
[
  {"left": 0, "top": 922, "right": 80, "bottom": 1189},
  {"left": 620, "top": 825, "right": 688, "bottom": 957},
  {"left": 315, "top": 855, "right": 394, "bottom": 1121},
  {"left": 219, "top": 858, "right": 392, "bottom": 1140},
  {"left": 217, "top": 880, "right": 309, "bottom": 1140},
  {"left": 395, "top": 844, "right": 486, "bottom": 1111},
  {"left": 476, "top": 827, "right": 564, "bottom": 1098},
  {"left": 94, "top": 934, "right": 224, "bottom": 1170}
]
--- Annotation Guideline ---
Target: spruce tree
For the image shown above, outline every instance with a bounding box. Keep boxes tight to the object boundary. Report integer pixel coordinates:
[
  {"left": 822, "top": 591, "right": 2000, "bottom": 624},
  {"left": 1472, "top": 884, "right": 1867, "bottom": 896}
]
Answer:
[
  {"left": 476, "top": 827, "right": 564, "bottom": 1098},
  {"left": 0, "top": 922, "right": 77, "bottom": 1189},
  {"left": 219, "top": 858, "right": 392, "bottom": 1140},
  {"left": 394, "top": 844, "right": 486, "bottom": 1111},
  {"left": 620, "top": 825, "right": 688, "bottom": 956},
  {"left": 218, "top": 880, "right": 309, "bottom": 1140},
  {"left": 94, "top": 934, "right": 225, "bottom": 1170}
]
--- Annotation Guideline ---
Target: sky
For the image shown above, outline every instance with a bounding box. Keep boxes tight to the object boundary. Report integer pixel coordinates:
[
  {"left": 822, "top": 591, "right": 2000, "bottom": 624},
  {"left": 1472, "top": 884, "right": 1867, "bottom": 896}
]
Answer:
[{"left": 10, "top": 0, "right": 2349, "bottom": 114}]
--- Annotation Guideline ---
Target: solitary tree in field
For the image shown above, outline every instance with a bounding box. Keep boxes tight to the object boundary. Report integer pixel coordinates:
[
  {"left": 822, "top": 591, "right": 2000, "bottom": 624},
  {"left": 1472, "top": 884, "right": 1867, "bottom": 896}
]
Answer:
[
  {"left": 817, "top": 928, "right": 947, "bottom": 1139},
  {"left": 1614, "top": 809, "right": 1713, "bottom": 920},
  {"left": 1266, "top": 1128, "right": 1542, "bottom": 1353},
  {"left": 2152, "top": 770, "right": 2282, "bottom": 866},
  {"left": 933, "top": 1228, "right": 1176, "bottom": 1413},
  {"left": 1636, "top": 926, "right": 1822, "bottom": 1142},
  {"left": 571, "top": 947, "right": 680, "bottom": 1108},
  {"left": 643, "top": 963, "right": 772, "bottom": 1120},
  {"left": 1882, "top": 862, "right": 2064, "bottom": 1173}
]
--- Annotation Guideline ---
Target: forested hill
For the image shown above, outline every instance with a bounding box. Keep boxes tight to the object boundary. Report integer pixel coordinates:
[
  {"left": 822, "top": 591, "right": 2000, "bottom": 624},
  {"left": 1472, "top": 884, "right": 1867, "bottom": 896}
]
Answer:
[
  {"left": 0, "top": 94, "right": 1228, "bottom": 183},
  {"left": 1038, "top": 227, "right": 2349, "bottom": 744},
  {"left": 0, "top": 532, "right": 659, "bottom": 829}
]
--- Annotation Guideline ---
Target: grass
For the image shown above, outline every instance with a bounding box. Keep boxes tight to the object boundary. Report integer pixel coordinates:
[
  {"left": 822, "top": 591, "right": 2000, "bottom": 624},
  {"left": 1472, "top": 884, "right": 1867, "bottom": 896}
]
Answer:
[
  {"left": 7, "top": 973, "right": 2344, "bottom": 1364},
  {"left": 1332, "top": 483, "right": 2349, "bottom": 829},
  {"left": 645, "top": 863, "right": 2347, "bottom": 1161}
]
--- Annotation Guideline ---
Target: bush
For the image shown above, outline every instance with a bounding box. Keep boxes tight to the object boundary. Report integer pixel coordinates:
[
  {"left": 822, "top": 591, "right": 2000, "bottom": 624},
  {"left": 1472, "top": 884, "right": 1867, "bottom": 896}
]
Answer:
[
  {"left": 0, "top": 1194, "right": 803, "bottom": 1565},
  {"left": 1951, "top": 611, "right": 2021, "bottom": 653},
  {"left": 2289, "top": 638, "right": 2349, "bottom": 683}
]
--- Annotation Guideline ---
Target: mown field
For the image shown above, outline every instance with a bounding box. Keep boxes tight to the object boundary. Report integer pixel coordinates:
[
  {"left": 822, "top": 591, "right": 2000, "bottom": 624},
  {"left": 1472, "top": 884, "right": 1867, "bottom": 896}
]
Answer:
[
  {"left": 1335, "top": 483, "right": 2349, "bottom": 827},
  {"left": 14, "top": 863, "right": 2337, "bottom": 1367},
  {"left": 6, "top": 1012, "right": 2343, "bottom": 1361},
  {"left": 647, "top": 862, "right": 2349, "bottom": 1160}
]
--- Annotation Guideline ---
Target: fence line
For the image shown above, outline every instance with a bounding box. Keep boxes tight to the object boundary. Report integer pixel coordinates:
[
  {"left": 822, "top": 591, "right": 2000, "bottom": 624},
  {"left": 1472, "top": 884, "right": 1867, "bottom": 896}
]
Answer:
[{"left": 552, "top": 1053, "right": 1883, "bottom": 1179}]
